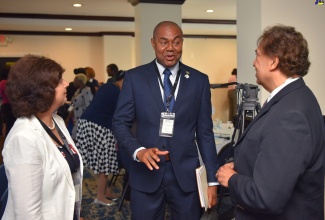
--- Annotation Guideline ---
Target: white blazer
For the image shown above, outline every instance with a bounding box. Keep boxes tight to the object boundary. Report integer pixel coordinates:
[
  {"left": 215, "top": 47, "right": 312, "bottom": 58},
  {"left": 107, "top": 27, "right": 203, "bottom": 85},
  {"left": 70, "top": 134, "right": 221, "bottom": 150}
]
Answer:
[{"left": 2, "top": 114, "right": 83, "bottom": 220}]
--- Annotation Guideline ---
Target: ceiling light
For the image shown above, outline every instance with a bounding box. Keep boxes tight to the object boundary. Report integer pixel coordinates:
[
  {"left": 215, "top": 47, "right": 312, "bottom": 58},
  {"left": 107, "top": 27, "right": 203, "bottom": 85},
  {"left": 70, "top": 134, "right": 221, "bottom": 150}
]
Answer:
[
  {"left": 206, "top": 9, "right": 214, "bottom": 13},
  {"left": 73, "top": 3, "right": 82, "bottom": 7},
  {"left": 65, "top": 28, "right": 72, "bottom": 31}
]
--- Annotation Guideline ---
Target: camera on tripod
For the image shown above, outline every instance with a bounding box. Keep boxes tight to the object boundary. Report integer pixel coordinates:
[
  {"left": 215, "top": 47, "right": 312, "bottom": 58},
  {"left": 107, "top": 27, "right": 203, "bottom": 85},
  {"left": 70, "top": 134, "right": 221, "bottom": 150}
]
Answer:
[
  {"left": 209, "top": 81, "right": 261, "bottom": 132},
  {"left": 234, "top": 83, "right": 261, "bottom": 136},
  {"left": 236, "top": 83, "right": 259, "bottom": 103},
  {"left": 210, "top": 81, "right": 261, "bottom": 217}
]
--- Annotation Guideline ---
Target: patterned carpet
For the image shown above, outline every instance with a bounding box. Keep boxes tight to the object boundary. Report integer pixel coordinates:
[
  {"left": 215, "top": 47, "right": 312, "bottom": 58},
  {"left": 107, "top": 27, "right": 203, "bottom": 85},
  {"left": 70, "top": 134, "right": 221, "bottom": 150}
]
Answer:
[
  {"left": 81, "top": 167, "right": 131, "bottom": 220},
  {"left": 81, "top": 167, "right": 235, "bottom": 220}
]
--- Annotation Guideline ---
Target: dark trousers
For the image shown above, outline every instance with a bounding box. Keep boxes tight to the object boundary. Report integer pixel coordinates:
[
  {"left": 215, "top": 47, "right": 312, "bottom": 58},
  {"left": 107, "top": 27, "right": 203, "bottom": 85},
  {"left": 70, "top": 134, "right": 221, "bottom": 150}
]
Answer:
[{"left": 130, "top": 161, "right": 202, "bottom": 220}]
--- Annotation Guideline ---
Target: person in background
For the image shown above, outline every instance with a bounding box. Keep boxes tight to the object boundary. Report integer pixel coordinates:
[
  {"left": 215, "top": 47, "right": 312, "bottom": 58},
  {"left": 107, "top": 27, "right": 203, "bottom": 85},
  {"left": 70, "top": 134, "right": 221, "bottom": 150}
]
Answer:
[
  {"left": 216, "top": 25, "right": 325, "bottom": 220},
  {"left": 112, "top": 21, "right": 218, "bottom": 219},
  {"left": 106, "top": 63, "right": 119, "bottom": 83},
  {"left": 0, "top": 67, "right": 16, "bottom": 137},
  {"left": 227, "top": 68, "right": 237, "bottom": 123},
  {"left": 76, "top": 70, "right": 126, "bottom": 207},
  {"left": 85, "top": 67, "right": 99, "bottom": 91},
  {"left": 2, "top": 55, "right": 83, "bottom": 220},
  {"left": 56, "top": 68, "right": 81, "bottom": 134},
  {"left": 73, "top": 67, "right": 96, "bottom": 96},
  {"left": 68, "top": 68, "right": 84, "bottom": 101},
  {"left": 66, "top": 73, "right": 93, "bottom": 140}
]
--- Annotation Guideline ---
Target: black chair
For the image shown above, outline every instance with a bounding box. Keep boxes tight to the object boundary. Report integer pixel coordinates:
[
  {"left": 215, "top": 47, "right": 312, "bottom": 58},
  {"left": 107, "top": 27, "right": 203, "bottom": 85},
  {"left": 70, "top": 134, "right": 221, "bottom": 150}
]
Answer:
[
  {"left": 108, "top": 169, "right": 122, "bottom": 187},
  {"left": 115, "top": 144, "right": 131, "bottom": 211},
  {"left": 217, "top": 142, "right": 233, "bottom": 198},
  {"left": 118, "top": 181, "right": 129, "bottom": 211},
  {"left": 0, "top": 188, "right": 8, "bottom": 218},
  {"left": 0, "top": 164, "right": 8, "bottom": 200},
  {"left": 0, "top": 164, "right": 8, "bottom": 219},
  {"left": 216, "top": 143, "right": 235, "bottom": 220}
]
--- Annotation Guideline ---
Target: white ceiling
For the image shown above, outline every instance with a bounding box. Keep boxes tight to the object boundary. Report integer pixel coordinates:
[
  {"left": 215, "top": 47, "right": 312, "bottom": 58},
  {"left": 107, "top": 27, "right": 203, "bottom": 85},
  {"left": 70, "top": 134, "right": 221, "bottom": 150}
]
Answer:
[{"left": 0, "top": 0, "right": 237, "bottom": 36}]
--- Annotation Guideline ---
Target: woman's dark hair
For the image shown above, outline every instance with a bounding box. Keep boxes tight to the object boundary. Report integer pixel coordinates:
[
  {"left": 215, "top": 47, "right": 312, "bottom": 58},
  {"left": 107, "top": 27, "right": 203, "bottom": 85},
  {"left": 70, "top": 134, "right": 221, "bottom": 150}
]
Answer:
[
  {"left": 231, "top": 68, "right": 237, "bottom": 76},
  {"left": 7, "top": 55, "right": 65, "bottom": 117},
  {"left": 257, "top": 25, "right": 310, "bottom": 77},
  {"left": 73, "top": 67, "right": 86, "bottom": 75},
  {"left": 116, "top": 70, "right": 125, "bottom": 81}
]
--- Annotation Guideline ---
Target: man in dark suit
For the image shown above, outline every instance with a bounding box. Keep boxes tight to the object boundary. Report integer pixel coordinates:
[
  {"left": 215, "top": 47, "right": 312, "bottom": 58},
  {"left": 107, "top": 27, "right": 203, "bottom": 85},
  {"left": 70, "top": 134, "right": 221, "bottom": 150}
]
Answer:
[
  {"left": 216, "top": 25, "right": 325, "bottom": 220},
  {"left": 112, "top": 21, "right": 219, "bottom": 219}
]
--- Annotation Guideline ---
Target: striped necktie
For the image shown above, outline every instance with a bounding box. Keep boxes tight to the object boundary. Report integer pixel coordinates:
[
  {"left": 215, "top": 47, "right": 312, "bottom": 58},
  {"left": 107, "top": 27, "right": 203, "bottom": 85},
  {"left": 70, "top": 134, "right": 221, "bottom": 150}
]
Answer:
[{"left": 163, "top": 68, "right": 175, "bottom": 111}]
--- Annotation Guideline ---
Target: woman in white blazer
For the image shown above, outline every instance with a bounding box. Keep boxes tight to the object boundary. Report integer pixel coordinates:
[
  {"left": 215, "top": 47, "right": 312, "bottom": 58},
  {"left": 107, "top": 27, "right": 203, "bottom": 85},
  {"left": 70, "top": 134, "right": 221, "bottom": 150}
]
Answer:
[{"left": 2, "top": 55, "right": 83, "bottom": 220}]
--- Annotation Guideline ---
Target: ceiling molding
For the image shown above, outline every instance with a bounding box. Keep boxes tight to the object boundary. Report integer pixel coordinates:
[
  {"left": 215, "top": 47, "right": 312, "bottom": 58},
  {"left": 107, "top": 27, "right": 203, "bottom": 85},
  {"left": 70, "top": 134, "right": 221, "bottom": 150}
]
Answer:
[
  {"left": 182, "top": 19, "right": 236, "bottom": 25},
  {"left": 0, "top": 13, "right": 134, "bottom": 22},
  {"left": 0, "top": 30, "right": 135, "bottom": 37},
  {"left": 0, "top": 13, "right": 236, "bottom": 25},
  {"left": 184, "top": 35, "right": 236, "bottom": 39},
  {"left": 128, "top": 0, "right": 186, "bottom": 6},
  {"left": 0, "top": 30, "right": 236, "bottom": 39}
]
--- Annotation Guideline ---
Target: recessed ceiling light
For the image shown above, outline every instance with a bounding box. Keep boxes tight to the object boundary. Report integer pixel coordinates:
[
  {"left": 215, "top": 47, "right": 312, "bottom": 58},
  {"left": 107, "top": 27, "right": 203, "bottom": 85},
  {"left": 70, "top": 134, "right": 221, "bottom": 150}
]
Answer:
[
  {"left": 73, "top": 3, "right": 82, "bottom": 7},
  {"left": 206, "top": 9, "right": 214, "bottom": 13},
  {"left": 65, "top": 28, "right": 72, "bottom": 31}
]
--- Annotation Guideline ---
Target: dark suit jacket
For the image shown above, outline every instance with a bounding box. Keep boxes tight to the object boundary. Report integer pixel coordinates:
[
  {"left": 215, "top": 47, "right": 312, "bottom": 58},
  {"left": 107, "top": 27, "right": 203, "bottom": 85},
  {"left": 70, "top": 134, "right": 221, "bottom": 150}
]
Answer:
[
  {"left": 112, "top": 60, "right": 219, "bottom": 193},
  {"left": 229, "top": 78, "right": 325, "bottom": 220}
]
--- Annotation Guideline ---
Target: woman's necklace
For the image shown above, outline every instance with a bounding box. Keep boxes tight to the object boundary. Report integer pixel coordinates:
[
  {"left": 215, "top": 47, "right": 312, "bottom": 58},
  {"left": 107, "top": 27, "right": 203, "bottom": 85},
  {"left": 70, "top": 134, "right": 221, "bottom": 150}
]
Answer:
[{"left": 47, "top": 119, "right": 55, "bottom": 130}]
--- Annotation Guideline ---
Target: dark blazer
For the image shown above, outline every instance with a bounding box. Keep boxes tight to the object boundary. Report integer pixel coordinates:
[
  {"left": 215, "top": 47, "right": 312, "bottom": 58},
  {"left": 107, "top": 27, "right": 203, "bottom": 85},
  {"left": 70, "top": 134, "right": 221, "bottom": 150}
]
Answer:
[
  {"left": 229, "top": 78, "right": 325, "bottom": 220},
  {"left": 112, "top": 60, "right": 219, "bottom": 193}
]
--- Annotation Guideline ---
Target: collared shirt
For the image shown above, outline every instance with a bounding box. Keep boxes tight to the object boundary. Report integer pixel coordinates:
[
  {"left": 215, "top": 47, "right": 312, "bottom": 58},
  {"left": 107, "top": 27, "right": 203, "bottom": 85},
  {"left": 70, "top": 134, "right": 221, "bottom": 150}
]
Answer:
[
  {"left": 266, "top": 77, "right": 300, "bottom": 103},
  {"left": 133, "top": 61, "right": 181, "bottom": 161},
  {"left": 133, "top": 61, "right": 219, "bottom": 186},
  {"left": 155, "top": 60, "right": 180, "bottom": 101}
]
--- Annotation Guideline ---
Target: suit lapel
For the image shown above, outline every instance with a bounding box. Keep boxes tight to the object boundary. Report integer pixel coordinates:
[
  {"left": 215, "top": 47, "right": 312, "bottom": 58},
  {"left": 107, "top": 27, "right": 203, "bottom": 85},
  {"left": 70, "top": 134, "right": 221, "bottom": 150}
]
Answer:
[
  {"left": 32, "top": 116, "right": 75, "bottom": 189},
  {"left": 145, "top": 61, "right": 166, "bottom": 112},
  {"left": 171, "top": 62, "right": 190, "bottom": 112},
  {"left": 236, "top": 78, "right": 306, "bottom": 144},
  {"left": 145, "top": 61, "right": 190, "bottom": 113}
]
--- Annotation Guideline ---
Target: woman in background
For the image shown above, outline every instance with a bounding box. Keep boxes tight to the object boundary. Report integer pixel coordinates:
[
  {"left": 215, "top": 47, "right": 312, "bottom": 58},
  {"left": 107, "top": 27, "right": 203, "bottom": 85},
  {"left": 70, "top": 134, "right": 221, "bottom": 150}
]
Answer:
[
  {"left": 2, "top": 55, "right": 83, "bottom": 220},
  {"left": 66, "top": 73, "right": 93, "bottom": 140},
  {"left": 85, "top": 67, "right": 99, "bottom": 92},
  {"left": 76, "top": 70, "right": 125, "bottom": 206}
]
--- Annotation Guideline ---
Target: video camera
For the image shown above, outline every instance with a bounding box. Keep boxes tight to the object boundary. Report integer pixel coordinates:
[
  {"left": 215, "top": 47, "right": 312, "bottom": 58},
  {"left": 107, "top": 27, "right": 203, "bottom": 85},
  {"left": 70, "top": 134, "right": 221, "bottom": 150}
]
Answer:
[{"left": 236, "top": 83, "right": 259, "bottom": 103}]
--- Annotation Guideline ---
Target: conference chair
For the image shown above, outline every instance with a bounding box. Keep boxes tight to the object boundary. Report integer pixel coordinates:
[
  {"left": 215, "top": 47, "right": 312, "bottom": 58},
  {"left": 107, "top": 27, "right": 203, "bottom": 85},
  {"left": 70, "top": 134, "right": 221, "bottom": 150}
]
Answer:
[
  {"left": 0, "top": 164, "right": 8, "bottom": 219},
  {"left": 0, "top": 188, "right": 8, "bottom": 218},
  {"left": 0, "top": 164, "right": 8, "bottom": 200},
  {"left": 216, "top": 143, "right": 235, "bottom": 220}
]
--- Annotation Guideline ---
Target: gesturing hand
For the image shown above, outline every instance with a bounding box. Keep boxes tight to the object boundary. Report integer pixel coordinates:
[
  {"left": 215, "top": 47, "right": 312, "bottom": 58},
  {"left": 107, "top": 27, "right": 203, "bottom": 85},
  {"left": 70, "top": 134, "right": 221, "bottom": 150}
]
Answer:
[{"left": 137, "top": 148, "right": 169, "bottom": 170}]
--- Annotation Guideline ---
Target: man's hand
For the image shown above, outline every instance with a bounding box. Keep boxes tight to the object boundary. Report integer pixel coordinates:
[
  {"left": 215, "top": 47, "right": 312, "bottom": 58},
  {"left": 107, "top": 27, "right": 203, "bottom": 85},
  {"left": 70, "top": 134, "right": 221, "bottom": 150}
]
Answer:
[
  {"left": 216, "top": 162, "right": 237, "bottom": 187},
  {"left": 207, "top": 185, "right": 218, "bottom": 208},
  {"left": 137, "top": 148, "right": 169, "bottom": 170}
]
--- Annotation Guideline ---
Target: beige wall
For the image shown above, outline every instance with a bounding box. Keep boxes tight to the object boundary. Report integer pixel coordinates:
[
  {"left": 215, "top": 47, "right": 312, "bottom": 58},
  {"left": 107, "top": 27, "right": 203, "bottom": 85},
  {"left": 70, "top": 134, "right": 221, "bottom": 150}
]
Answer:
[
  {"left": 237, "top": 0, "right": 325, "bottom": 113},
  {"left": 0, "top": 34, "right": 237, "bottom": 122},
  {"left": 182, "top": 38, "right": 237, "bottom": 121},
  {"left": 102, "top": 35, "right": 135, "bottom": 81},
  {"left": 0, "top": 35, "right": 104, "bottom": 83}
]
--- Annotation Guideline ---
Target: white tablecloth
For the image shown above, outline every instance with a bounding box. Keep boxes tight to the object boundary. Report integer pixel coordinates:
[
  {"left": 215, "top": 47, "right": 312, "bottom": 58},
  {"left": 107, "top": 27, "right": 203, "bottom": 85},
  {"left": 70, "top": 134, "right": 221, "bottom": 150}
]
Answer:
[{"left": 214, "top": 123, "right": 234, "bottom": 153}]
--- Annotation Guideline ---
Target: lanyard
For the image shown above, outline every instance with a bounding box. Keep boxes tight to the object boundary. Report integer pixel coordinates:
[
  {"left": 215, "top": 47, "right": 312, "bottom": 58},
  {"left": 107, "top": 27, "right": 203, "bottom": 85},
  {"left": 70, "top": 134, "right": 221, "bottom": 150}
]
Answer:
[
  {"left": 155, "top": 64, "right": 182, "bottom": 109},
  {"left": 36, "top": 116, "right": 80, "bottom": 174},
  {"left": 36, "top": 116, "right": 75, "bottom": 156}
]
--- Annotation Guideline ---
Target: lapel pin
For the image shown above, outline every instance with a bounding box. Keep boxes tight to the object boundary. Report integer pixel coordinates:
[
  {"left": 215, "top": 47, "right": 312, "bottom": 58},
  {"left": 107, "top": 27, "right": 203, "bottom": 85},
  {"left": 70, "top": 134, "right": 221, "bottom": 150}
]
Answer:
[{"left": 185, "top": 71, "right": 190, "bottom": 79}]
